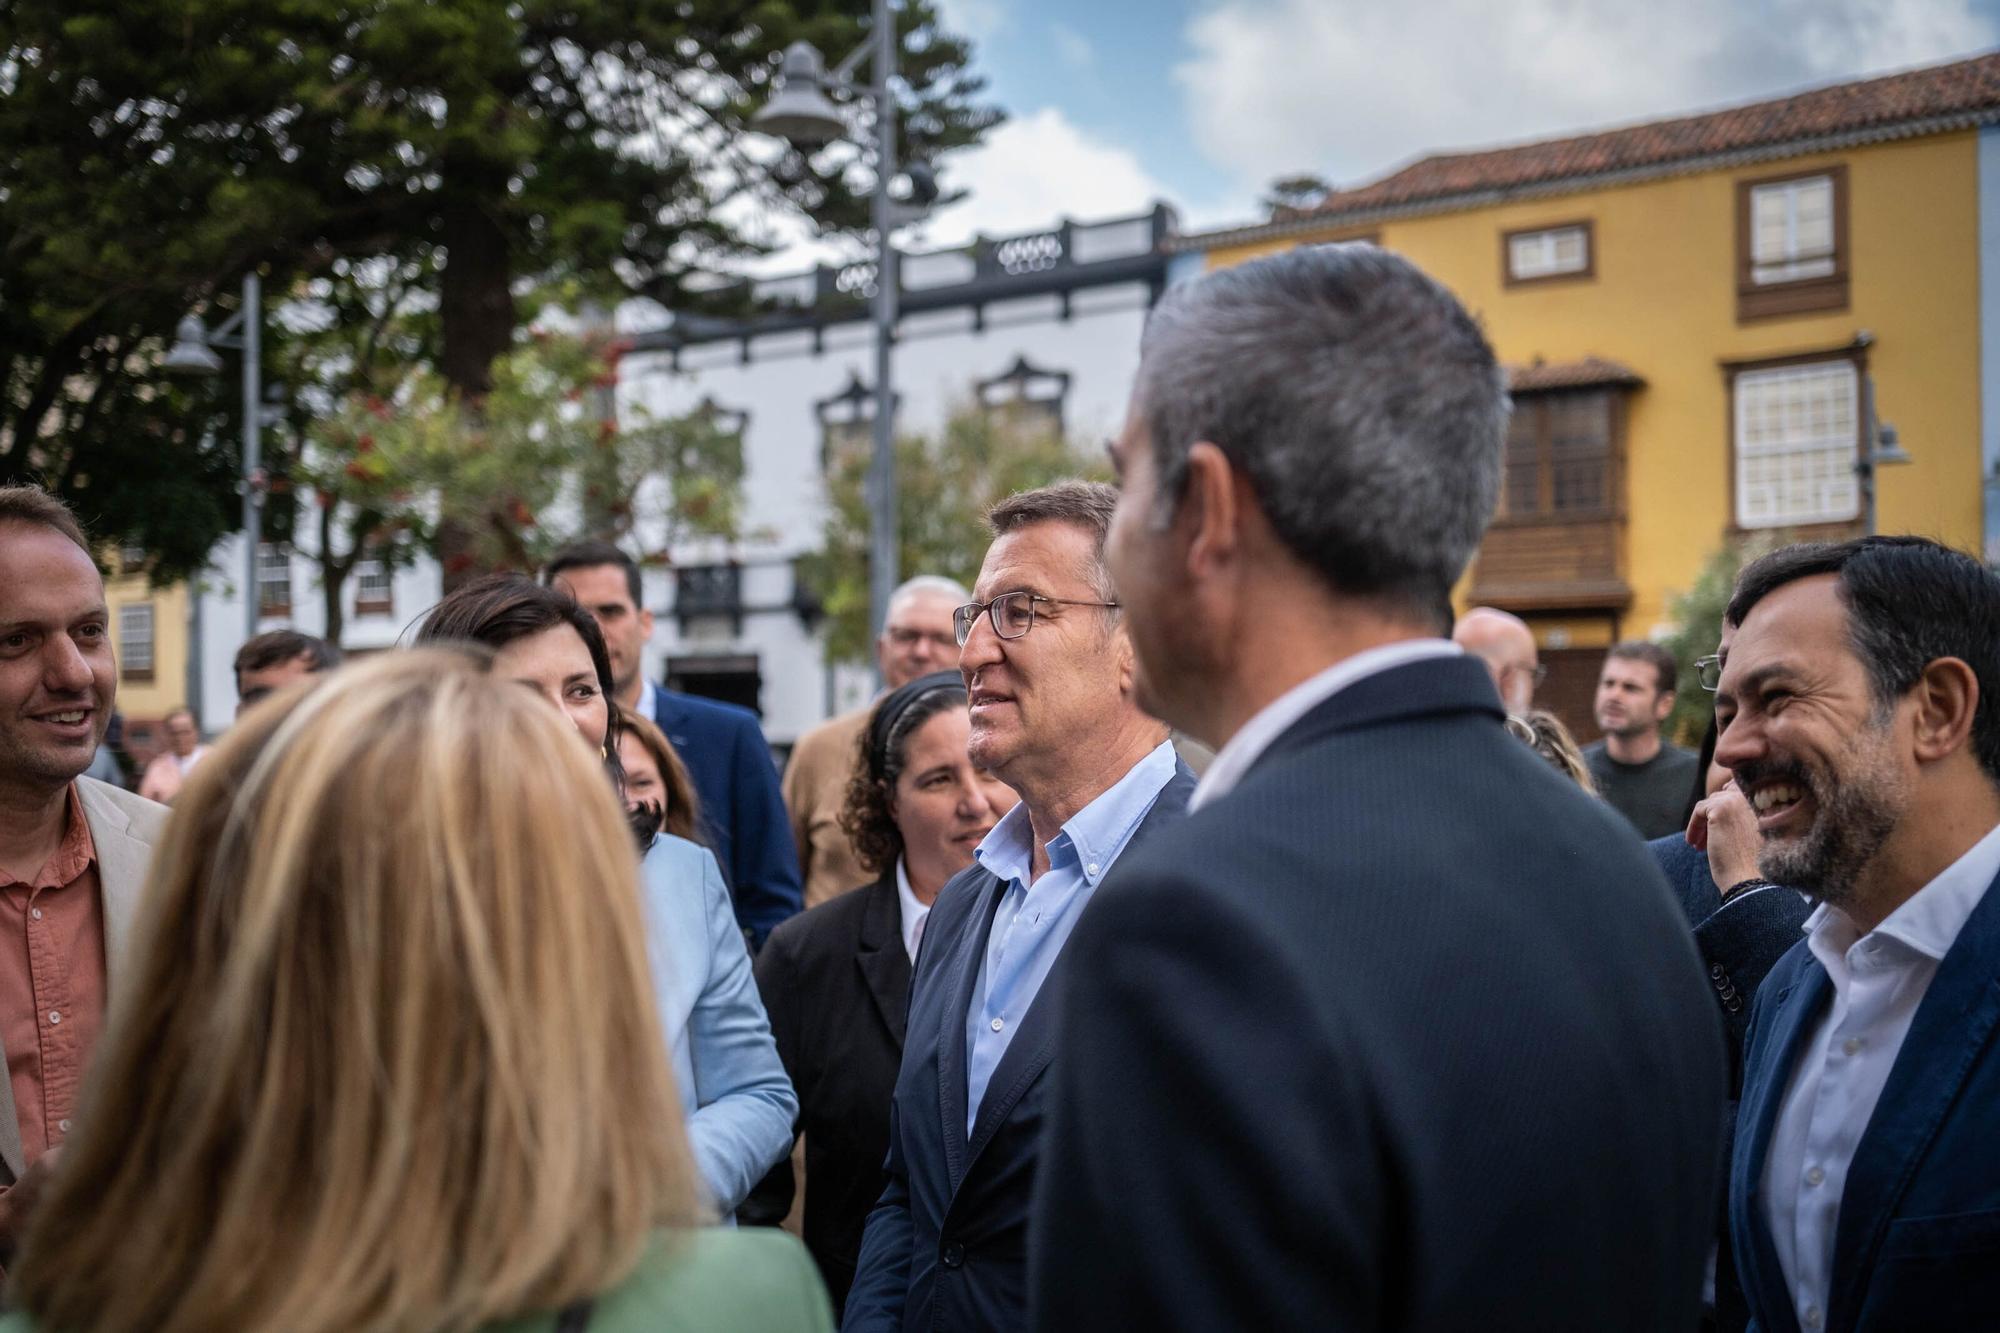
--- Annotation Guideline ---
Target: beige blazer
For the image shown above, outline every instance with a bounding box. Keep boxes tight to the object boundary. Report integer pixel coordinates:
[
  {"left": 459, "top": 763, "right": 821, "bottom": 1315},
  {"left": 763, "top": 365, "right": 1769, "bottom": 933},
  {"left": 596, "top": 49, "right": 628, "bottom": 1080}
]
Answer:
[{"left": 0, "top": 779, "right": 168, "bottom": 1183}]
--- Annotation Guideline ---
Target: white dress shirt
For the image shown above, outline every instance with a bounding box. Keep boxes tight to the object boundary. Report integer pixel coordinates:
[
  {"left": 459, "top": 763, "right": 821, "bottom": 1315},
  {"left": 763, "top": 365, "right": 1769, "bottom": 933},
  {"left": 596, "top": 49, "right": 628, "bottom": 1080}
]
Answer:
[
  {"left": 894, "top": 858, "right": 932, "bottom": 963},
  {"left": 1190, "top": 639, "right": 1463, "bottom": 811},
  {"left": 1761, "top": 818, "right": 2000, "bottom": 1333}
]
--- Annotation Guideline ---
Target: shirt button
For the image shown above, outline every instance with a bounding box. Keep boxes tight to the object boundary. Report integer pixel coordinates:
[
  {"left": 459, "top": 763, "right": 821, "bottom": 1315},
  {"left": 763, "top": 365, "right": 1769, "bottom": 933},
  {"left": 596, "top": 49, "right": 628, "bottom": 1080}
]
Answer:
[
  {"left": 1086, "top": 863, "right": 1100, "bottom": 876},
  {"left": 56, "top": 1119, "right": 69, "bottom": 1133},
  {"left": 1842, "top": 1037, "right": 1863, "bottom": 1056},
  {"left": 47, "top": 1010, "right": 60, "bottom": 1025},
  {"left": 29, "top": 908, "right": 41, "bottom": 921},
  {"left": 990, "top": 1017, "right": 1004, "bottom": 1032},
  {"left": 1804, "top": 1305, "right": 1823, "bottom": 1329},
  {"left": 1805, "top": 1166, "right": 1825, "bottom": 1186}
]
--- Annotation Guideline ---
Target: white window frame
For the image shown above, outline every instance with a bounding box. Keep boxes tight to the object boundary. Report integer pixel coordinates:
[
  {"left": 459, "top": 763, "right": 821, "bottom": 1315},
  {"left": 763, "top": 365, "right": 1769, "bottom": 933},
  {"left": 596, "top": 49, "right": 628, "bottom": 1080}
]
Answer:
[
  {"left": 257, "top": 541, "right": 294, "bottom": 618},
  {"left": 1734, "top": 360, "right": 1860, "bottom": 529},
  {"left": 1506, "top": 224, "right": 1590, "bottom": 282},
  {"left": 1749, "top": 175, "right": 1837, "bottom": 286},
  {"left": 118, "top": 603, "right": 154, "bottom": 678},
  {"left": 352, "top": 553, "right": 394, "bottom": 613}
]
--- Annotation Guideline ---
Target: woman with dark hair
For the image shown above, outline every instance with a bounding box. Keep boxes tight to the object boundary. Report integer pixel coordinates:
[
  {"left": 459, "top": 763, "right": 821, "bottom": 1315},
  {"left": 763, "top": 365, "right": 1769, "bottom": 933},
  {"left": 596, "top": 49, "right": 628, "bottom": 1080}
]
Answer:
[
  {"left": 414, "top": 574, "right": 797, "bottom": 1218},
  {"left": 615, "top": 702, "right": 703, "bottom": 844},
  {"left": 746, "top": 672, "right": 1014, "bottom": 1314}
]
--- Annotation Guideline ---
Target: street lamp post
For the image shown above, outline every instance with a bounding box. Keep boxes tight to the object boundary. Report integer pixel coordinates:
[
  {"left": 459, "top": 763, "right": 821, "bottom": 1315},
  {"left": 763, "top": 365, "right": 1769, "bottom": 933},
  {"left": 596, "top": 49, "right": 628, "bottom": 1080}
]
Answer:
[
  {"left": 754, "top": 6, "right": 931, "bottom": 666},
  {"left": 163, "top": 271, "right": 265, "bottom": 642}
]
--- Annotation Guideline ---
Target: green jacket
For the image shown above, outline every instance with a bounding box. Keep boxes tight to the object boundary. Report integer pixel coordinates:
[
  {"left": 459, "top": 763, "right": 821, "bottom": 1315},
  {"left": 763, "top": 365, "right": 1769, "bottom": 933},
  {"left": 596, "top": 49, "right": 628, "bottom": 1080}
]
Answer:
[{"left": 0, "top": 1228, "right": 832, "bottom": 1333}]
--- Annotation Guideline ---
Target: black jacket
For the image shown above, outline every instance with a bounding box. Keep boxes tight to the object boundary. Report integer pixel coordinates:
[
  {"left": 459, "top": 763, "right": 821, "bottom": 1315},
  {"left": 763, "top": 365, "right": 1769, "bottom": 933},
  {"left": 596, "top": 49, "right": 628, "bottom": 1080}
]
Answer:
[
  {"left": 843, "top": 759, "right": 1197, "bottom": 1332},
  {"left": 1028, "top": 656, "right": 1728, "bottom": 1332},
  {"left": 749, "top": 872, "right": 911, "bottom": 1315}
]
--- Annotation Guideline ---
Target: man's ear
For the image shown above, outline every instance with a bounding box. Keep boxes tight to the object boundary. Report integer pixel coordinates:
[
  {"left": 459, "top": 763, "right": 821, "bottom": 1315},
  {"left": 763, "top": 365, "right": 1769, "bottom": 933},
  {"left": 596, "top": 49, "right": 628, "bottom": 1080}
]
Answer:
[
  {"left": 1654, "top": 690, "right": 1676, "bottom": 724},
  {"left": 1910, "top": 656, "right": 1979, "bottom": 765},
  {"left": 1181, "top": 441, "right": 1240, "bottom": 580},
  {"left": 638, "top": 605, "right": 656, "bottom": 640}
]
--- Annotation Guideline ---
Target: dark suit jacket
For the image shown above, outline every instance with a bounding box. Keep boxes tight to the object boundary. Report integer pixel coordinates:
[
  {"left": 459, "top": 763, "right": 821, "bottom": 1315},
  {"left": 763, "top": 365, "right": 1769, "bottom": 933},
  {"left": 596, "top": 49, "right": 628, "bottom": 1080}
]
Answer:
[
  {"left": 650, "top": 685, "right": 803, "bottom": 948},
  {"left": 750, "top": 872, "right": 911, "bottom": 1316},
  {"left": 1028, "top": 657, "right": 1728, "bottom": 1332},
  {"left": 843, "top": 760, "right": 1197, "bottom": 1333},
  {"left": 1730, "top": 862, "right": 2000, "bottom": 1333}
]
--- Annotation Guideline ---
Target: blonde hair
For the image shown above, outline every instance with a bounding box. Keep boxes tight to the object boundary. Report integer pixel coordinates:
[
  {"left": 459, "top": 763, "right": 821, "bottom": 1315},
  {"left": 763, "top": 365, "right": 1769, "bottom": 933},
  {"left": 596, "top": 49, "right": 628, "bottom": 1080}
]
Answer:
[
  {"left": 1507, "top": 708, "right": 1598, "bottom": 796},
  {"left": 12, "top": 649, "right": 699, "bottom": 1332}
]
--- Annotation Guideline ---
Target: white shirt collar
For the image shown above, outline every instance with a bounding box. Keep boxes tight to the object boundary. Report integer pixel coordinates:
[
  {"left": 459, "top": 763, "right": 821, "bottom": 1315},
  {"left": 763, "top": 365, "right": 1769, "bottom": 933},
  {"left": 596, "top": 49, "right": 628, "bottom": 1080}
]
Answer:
[
  {"left": 1804, "top": 818, "right": 2000, "bottom": 974},
  {"left": 894, "top": 858, "right": 932, "bottom": 964},
  {"left": 637, "top": 676, "right": 660, "bottom": 722},
  {"left": 1191, "top": 640, "right": 1463, "bottom": 811}
]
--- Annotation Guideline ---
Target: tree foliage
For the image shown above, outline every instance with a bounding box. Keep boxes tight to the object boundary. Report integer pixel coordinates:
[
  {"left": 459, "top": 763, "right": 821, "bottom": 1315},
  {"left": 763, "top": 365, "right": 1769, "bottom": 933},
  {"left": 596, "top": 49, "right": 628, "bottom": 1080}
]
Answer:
[
  {"left": 801, "top": 402, "right": 1107, "bottom": 664},
  {"left": 293, "top": 330, "right": 745, "bottom": 643},
  {"left": 1658, "top": 532, "right": 1788, "bottom": 747},
  {"left": 1, "top": 0, "right": 998, "bottom": 571}
]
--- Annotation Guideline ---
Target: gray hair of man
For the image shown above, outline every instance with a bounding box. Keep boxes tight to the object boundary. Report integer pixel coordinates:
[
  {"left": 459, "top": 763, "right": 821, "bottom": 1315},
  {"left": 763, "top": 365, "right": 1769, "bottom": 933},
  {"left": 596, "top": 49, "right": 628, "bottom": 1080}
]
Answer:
[
  {"left": 1133, "top": 243, "right": 1510, "bottom": 626},
  {"left": 987, "top": 481, "right": 1120, "bottom": 604},
  {"left": 886, "top": 574, "right": 971, "bottom": 619}
]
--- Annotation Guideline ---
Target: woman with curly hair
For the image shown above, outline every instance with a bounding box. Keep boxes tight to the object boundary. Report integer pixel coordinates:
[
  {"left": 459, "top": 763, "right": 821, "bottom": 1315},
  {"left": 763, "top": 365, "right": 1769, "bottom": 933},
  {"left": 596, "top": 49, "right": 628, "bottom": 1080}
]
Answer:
[{"left": 747, "top": 672, "right": 1014, "bottom": 1314}]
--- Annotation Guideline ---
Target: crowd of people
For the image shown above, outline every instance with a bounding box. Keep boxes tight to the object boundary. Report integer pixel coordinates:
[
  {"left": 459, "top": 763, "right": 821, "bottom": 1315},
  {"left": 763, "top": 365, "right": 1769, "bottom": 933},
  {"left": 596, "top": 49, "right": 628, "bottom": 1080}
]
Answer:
[{"left": 0, "top": 241, "right": 1996, "bottom": 1331}]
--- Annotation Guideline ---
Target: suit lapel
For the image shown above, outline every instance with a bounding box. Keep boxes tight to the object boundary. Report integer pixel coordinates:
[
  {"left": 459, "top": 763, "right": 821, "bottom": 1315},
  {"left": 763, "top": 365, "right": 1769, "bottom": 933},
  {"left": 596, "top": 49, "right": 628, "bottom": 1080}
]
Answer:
[
  {"left": 854, "top": 877, "right": 912, "bottom": 1047},
  {"left": 937, "top": 871, "right": 1006, "bottom": 1196},
  {"left": 1827, "top": 871, "right": 2000, "bottom": 1333},
  {"left": 1735, "top": 961, "right": 1829, "bottom": 1333},
  {"left": 961, "top": 765, "right": 1197, "bottom": 1171}
]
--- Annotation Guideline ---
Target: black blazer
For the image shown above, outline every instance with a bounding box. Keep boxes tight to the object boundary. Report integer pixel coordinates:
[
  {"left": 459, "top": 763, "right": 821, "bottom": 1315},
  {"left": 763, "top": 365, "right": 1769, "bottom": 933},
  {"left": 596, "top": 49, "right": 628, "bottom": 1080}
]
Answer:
[
  {"left": 1028, "top": 657, "right": 1728, "bottom": 1332},
  {"left": 748, "top": 872, "right": 911, "bottom": 1315},
  {"left": 843, "top": 759, "right": 1197, "bottom": 1333}
]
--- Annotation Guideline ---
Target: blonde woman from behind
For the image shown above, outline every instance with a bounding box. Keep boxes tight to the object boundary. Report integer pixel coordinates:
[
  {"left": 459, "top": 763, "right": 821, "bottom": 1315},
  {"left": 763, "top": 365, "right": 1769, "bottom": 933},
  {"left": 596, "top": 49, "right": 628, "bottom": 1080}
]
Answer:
[{"left": 1, "top": 650, "right": 831, "bottom": 1333}]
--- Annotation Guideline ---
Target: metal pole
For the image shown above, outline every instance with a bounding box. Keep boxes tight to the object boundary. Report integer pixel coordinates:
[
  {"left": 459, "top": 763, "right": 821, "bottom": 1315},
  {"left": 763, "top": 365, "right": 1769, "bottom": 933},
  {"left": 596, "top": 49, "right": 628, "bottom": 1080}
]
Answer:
[
  {"left": 241, "top": 270, "right": 263, "bottom": 643},
  {"left": 1859, "top": 367, "right": 1878, "bottom": 536},
  {"left": 866, "top": 0, "right": 899, "bottom": 670}
]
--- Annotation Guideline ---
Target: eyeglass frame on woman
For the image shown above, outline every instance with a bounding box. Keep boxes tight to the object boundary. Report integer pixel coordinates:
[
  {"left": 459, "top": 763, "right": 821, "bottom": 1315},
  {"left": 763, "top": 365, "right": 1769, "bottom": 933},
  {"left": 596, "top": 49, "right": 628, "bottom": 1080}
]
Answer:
[{"left": 952, "top": 591, "right": 1122, "bottom": 646}]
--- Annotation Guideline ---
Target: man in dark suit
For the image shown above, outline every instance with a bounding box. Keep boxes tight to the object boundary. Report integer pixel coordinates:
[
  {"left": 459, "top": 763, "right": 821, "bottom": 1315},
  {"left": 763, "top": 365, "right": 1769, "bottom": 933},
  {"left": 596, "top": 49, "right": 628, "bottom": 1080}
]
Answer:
[
  {"left": 548, "top": 542, "right": 801, "bottom": 946},
  {"left": 844, "top": 482, "right": 1195, "bottom": 1333},
  {"left": 1028, "top": 244, "right": 1726, "bottom": 1331},
  {"left": 1718, "top": 537, "right": 2000, "bottom": 1333}
]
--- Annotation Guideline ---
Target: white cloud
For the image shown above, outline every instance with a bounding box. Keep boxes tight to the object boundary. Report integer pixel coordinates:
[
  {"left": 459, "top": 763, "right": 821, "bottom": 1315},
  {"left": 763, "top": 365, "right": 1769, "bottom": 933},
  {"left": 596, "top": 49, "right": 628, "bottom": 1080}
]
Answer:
[
  {"left": 937, "top": 0, "right": 1007, "bottom": 43},
  {"left": 918, "top": 106, "right": 1171, "bottom": 243},
  {"left": 1176, "top": 0, "right": 1999, "bottom": 195},
  {"left": 1052, "top": 22, "right": 1095, "bottom": 69}
]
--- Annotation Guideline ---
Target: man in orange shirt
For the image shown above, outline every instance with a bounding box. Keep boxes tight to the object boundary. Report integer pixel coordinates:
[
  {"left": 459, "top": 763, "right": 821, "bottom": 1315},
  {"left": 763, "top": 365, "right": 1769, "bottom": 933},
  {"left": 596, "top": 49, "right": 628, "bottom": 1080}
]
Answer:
[{"left": 0, "top": 486, "right": 167, "bottom": 1249}]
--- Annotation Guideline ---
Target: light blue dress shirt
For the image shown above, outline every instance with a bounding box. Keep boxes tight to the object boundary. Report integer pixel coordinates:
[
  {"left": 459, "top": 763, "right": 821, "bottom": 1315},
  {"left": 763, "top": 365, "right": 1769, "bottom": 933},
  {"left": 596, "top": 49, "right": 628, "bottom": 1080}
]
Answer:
[{"left": 963, "top": 741, "right": 1179, "bottom": 1135}]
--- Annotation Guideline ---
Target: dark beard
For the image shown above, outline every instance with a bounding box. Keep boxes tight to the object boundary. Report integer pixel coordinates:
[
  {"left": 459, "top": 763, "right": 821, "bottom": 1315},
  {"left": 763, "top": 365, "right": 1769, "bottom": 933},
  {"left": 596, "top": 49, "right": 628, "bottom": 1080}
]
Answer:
[{"left": 1739, "top": 727, "right": 1907, "bottom": 908}]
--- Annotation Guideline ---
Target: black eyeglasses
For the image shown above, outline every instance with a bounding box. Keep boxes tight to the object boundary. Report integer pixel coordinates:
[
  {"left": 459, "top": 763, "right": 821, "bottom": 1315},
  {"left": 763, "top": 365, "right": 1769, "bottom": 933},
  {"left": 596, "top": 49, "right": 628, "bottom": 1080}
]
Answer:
[{"left": 952, "top": 592, "right": 1121, "bottom": 646}]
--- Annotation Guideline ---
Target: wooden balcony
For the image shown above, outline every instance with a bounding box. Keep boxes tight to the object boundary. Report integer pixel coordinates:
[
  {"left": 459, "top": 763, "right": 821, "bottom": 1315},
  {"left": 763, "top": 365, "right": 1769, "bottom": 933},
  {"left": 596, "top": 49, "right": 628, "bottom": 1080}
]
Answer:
[{"left": 1469, "top": 516, "right": 1630, "bottom": 612}]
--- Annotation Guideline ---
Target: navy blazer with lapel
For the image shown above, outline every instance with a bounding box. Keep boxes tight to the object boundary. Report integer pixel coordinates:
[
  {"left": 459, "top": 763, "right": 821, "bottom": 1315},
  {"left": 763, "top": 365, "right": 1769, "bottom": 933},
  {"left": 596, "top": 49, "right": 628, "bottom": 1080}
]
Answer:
[
  {"left": 650, "top": 684, "right": 803, "bottom": 948},
  {"left": 1730, "top": 862, "right": 2000, "bottom": 1333},
  {"left": 842, "top": 759, "right": 1197, "bottom": 1333},
  {"left": 749, "top": 872, "right": 912, "bottom": 1315},
  {"left": 1028, "top": 657, "right": 1727, "bottom": 1332}
]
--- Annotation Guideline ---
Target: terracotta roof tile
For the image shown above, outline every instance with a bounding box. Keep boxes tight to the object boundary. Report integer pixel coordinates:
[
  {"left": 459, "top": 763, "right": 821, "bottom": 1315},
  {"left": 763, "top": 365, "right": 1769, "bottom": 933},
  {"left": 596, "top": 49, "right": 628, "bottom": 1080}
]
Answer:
[{"left": 1284, "top": 52, "right": 2000, "bottom": 223}]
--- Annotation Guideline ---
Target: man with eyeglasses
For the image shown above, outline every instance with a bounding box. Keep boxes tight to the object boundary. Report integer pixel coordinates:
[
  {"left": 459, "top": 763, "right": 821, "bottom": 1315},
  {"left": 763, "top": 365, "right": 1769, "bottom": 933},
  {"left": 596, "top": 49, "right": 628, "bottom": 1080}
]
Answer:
[
  {"left": 845, "top": 481, "right": 1195, "bottom": 1333},
  {"left": 1453, "top": 605, "right": 1544, "bottom": 714},
  {"left": 782, "top": 575, "right": 968, "bottom": 907}
]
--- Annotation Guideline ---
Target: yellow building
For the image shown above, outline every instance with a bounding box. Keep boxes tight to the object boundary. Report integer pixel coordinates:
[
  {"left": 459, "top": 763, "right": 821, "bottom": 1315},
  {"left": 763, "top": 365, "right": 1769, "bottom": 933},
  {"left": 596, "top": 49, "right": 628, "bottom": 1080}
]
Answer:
[
  {"left": 104, "top": 551, "right": 189, "bottom": 762},
  {"left": 1188, "top": 53, "right": 2000, "bottom": 728}
]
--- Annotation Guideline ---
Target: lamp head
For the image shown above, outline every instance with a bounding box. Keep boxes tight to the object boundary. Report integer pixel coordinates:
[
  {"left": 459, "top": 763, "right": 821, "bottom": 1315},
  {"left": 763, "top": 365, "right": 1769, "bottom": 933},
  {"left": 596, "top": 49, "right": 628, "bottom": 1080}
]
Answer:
[
  {"left": 161, "top": 314, "right": 225, "bottom": 376},
  {"left": 751, "top": 41, "right": 848, "bottom": 145}
]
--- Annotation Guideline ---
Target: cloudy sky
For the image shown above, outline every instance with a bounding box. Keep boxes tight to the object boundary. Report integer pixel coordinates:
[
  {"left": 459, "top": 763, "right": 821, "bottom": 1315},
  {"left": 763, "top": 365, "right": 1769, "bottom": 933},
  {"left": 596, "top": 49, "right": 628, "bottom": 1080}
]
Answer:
[{"left": 771, "top": 0, "right": 1994, "bottom": 264}]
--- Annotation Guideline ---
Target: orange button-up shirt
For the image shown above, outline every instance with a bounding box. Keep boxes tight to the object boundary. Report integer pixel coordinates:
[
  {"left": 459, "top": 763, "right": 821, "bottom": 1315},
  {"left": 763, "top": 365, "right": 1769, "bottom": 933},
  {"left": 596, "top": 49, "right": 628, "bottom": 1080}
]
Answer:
[{"left": 0, "top": 785, "right": 107, "bottom": 1166}]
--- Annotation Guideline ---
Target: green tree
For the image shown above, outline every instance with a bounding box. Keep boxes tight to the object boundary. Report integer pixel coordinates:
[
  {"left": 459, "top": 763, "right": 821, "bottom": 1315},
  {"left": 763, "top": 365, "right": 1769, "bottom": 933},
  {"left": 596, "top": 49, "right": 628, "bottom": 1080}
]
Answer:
[
  {"left": 802, "top": 402, "right": 1107, "bottom": 665},
  {"left": 2, "top": 0, "right": 998, "bottom": 569},
  {"left": 1658, "top": 533, "right": 1789, "bottom": 746},
  {"left": 295, "top": 330, "right": 745, "bottom": 643}
]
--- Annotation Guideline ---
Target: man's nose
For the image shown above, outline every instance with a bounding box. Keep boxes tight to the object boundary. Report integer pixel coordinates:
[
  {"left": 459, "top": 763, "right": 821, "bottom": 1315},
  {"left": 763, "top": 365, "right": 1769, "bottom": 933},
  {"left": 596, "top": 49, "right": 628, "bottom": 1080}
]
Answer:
[{"left": 43, "top": 634, "right": 94, "bottom": 693}]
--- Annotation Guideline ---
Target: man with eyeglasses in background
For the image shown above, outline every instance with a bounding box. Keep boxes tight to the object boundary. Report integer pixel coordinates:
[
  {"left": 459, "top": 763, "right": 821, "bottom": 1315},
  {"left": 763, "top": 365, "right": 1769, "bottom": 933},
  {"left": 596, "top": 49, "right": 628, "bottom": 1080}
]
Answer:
[
  {"left": 844, "top": 481, "right": 1195, "bottom": 1333},
  {"left": 782, "top": 575, "right": 967, "bottom": 908}
]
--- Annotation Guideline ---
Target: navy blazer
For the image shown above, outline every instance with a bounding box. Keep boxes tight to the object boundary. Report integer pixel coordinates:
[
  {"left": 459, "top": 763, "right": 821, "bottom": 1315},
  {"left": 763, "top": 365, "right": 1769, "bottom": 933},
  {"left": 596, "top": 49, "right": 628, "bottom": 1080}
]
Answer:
[
  {"left": 842, "top": 759, "right": 1197, "bottom": 1333},
  {"left": 650, "top": 685, "right": 803, "bottom": 948},
  {"left": 1028, "top": 658, "right": 1727, "bottom": 1331},
  {"left": 1731, "top": 863, "right": 2000, "bottom": 1333}
]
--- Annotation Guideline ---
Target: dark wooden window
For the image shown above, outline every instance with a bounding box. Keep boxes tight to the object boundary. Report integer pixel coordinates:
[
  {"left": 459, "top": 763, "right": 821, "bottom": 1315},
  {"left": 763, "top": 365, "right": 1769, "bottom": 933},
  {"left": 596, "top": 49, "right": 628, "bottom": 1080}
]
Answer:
[
  {"left": 1500, "top": 389, "right": 1616, "bottom": 520},
  {"left": 1736, "top": 165, "right": 1848, "bottom": 322}
]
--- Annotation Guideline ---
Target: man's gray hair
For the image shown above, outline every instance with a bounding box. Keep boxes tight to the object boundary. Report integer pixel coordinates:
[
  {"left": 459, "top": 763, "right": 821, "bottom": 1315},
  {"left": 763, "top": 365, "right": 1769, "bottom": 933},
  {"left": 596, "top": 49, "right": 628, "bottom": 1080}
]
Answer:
[
  {"left": 886, "top": 574, "right": 971, "bottom": 618},
  {"left": 1135, "top": 243, "right": 1509, "bottom": 623},
  {"left": 987, "top": 481, "right": 1119, "bottom": 601}
]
